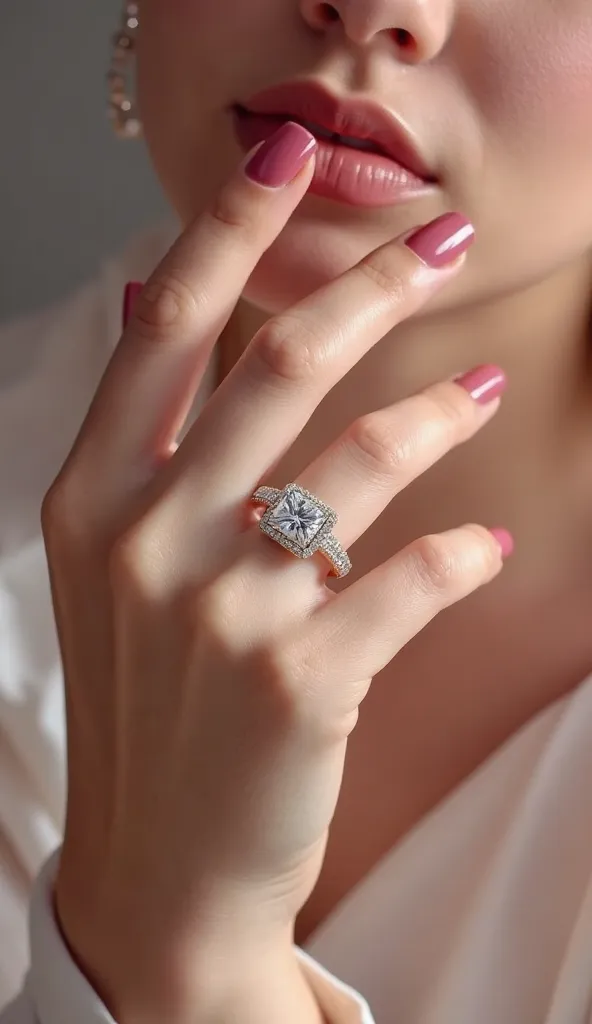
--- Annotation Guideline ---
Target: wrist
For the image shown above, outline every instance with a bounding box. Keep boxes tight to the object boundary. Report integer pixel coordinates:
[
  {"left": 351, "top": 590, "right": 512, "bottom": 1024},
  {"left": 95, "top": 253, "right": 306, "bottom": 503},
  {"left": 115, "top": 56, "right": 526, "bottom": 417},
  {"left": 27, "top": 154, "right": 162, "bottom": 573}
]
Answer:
[
  {"left": 111, "top": 941, "right": 323, "bottom": 1024},
  {"left": 55, "top": 861, "right": 321, "bottom": 1024},
  {"left": 56, "top": 886, "right": 320, "bottom": 1024}
]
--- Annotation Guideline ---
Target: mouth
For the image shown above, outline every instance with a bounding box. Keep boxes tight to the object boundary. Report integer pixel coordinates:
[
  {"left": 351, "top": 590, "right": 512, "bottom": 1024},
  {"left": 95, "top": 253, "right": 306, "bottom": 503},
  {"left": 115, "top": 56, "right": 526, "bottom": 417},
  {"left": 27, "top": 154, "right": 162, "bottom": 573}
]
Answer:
[
  {"left": 235, "top": 103, "right": 397, "bottom": 158},
  {"left": 231, "top": 79, "right": 439, "bottom": 208}
]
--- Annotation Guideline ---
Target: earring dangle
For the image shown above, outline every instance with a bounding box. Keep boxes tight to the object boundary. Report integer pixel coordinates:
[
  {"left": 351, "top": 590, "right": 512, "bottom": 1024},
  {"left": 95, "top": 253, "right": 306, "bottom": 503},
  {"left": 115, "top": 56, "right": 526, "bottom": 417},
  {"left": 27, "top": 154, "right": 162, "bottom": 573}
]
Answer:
[{"left": 107, "top": 2, "right": 142, "bottom": 139}]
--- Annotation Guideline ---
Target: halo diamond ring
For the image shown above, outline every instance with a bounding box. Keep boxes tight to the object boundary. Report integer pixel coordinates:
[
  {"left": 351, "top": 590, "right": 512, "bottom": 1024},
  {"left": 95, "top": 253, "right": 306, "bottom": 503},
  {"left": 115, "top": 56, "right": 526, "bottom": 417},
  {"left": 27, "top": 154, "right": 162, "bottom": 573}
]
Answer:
[{"left": 250, "top": 483, "right": 352, "bottom": 578}]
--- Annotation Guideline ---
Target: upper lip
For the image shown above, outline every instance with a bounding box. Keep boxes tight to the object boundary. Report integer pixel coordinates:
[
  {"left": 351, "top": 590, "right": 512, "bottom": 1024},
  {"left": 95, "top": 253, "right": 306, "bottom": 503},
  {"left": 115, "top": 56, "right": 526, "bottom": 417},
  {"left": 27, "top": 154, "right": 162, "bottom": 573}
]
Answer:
[{"left": 239, "top": 79, "right": 436, "bottom": 183}]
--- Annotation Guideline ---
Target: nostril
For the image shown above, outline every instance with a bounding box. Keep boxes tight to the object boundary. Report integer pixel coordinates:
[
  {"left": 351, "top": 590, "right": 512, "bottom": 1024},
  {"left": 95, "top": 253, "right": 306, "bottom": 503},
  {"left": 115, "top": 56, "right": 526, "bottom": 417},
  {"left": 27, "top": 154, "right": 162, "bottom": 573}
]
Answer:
[
  {"left": 318, "top": 3, "right": 340, "bottom": 24},
  {"left": 393, "top": 27, "right": 414, "bottom": 48}
]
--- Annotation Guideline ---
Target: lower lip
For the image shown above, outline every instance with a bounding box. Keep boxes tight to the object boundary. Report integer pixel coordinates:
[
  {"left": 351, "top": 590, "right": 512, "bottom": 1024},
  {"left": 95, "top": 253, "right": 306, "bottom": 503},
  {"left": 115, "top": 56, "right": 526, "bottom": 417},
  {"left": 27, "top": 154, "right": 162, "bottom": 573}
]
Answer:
[{"left": 233, "top": 109, "right": 435, "bottom": 209}]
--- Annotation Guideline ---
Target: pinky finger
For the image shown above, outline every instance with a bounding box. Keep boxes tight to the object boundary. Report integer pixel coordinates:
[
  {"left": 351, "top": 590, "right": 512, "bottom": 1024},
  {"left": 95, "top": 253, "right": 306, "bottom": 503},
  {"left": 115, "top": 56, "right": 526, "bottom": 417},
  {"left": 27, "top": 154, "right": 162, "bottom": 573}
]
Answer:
[{"left": 305, "top": 524, "right": 511, "bottom": 688}]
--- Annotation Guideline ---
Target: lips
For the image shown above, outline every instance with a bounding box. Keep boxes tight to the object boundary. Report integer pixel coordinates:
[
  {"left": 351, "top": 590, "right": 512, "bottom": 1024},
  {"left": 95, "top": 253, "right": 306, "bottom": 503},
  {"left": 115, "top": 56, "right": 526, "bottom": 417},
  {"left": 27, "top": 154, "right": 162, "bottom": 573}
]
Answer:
[{"left": 237, "top": 79, "right": 436, "bottom": 185}]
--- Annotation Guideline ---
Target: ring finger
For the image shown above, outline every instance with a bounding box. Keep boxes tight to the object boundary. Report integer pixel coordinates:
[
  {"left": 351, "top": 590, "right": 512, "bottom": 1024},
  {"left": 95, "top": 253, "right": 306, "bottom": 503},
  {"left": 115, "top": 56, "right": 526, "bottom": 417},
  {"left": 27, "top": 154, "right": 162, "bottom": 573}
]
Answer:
[{"left": 252, "top": 365, "right": 506, "bottom": 580}]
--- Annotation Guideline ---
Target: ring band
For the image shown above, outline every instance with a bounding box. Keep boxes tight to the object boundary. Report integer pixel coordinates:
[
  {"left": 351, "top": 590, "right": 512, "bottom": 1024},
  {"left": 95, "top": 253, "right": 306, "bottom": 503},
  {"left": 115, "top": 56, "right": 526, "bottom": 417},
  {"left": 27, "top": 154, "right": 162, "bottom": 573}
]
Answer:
[{"left": 250, "top": 483, "right": 352, "bottom": 578}]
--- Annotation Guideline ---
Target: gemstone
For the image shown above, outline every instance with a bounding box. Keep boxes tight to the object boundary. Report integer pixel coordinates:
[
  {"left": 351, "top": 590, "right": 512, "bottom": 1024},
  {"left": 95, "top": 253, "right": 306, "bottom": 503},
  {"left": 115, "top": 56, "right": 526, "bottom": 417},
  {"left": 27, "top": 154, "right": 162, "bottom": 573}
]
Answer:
[{"left": 269, "top": 489, "right": 326, "bottom": 548}]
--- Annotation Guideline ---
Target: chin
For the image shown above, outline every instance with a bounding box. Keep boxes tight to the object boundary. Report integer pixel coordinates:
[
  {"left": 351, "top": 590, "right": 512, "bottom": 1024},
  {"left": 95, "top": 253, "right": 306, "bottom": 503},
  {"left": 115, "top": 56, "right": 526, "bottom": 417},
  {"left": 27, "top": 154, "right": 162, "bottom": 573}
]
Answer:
[
  {"left": 240, "top": 202, "right": 469, "bottom": 316},
  {"left": 241, "top": 211, "right": 390, "bottom": 313}
]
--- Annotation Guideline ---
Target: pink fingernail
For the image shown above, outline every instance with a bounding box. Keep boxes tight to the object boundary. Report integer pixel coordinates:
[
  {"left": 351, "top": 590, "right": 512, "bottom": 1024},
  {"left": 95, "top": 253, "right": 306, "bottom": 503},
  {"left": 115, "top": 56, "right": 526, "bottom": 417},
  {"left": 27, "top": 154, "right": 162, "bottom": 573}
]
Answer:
[
  {"left": 405, "top": 212, "right": 475, "bottom": 268},
  {"left": 454, "top": 364, "right": 507, "bottom": 405},
  {"left": 122, "top": 281, "right": 143, "bottom": 329},
  {"left": 244, "top": 122, "right": 317, "bottom": 188},
  {"left": 489, "top": 527, "right": 514, "bottom": 560}
]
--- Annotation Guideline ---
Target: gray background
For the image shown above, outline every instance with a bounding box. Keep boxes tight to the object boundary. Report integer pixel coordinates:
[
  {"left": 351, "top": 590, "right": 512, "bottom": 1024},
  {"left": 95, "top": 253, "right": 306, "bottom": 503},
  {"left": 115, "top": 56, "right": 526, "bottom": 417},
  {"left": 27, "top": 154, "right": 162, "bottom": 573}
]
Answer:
[{"left": 0, "top": 0, "right": 167, "bottom": 320}]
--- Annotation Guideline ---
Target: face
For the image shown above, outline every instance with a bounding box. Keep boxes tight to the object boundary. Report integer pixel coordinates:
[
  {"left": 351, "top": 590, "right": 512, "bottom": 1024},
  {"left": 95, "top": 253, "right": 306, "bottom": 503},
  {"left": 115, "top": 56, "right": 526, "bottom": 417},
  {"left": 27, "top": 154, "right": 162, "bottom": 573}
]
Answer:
[{"left": 135, "top": 0, "right": 592, "bottom": 316}]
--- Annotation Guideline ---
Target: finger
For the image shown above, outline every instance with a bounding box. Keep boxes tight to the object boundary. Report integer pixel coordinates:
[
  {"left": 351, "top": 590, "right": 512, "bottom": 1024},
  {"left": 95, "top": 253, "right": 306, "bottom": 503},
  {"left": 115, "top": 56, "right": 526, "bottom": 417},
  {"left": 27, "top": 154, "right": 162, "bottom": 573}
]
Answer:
[
  {"left": 69, "top": 123, "right": 317, "bottom": 490},
  {"left": 295, "top": 366, "right": 506, "bottom": 553},
  {"left": 294, "top": 524, "right": 507, "bottom": 697},
  {"left": 168, "top": 213, "right": 475, "bottom": 505}
]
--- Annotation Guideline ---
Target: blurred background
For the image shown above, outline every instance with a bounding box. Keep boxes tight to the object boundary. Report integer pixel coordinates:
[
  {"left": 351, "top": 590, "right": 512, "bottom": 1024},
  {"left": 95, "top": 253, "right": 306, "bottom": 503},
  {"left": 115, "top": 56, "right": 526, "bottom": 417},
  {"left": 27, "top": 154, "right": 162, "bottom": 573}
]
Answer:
[{"left": 0, "top": 0, "right": 168, "bottom": 320}]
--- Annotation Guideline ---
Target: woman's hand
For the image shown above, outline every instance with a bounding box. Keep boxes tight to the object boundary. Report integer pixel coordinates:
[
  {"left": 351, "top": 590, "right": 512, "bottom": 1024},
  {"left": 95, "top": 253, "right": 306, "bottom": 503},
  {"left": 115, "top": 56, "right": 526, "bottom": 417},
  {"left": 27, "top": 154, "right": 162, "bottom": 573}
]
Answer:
[{"left": 43, "top": 123, "right": 506, "bottom": 1022}]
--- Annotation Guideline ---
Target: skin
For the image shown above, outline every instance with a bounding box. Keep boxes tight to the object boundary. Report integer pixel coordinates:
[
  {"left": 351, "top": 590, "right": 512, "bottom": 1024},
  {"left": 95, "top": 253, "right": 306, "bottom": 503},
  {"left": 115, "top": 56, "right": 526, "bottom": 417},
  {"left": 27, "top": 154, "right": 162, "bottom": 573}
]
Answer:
[
  {"left": 133, "top": 0, "right": 592, "bottom": 940},
  {"left": 50, "top": 170, "right": 499, "bottom": 1024},
  {"left": 48, "top": 3, "right": 592, "bottom": 1021}
]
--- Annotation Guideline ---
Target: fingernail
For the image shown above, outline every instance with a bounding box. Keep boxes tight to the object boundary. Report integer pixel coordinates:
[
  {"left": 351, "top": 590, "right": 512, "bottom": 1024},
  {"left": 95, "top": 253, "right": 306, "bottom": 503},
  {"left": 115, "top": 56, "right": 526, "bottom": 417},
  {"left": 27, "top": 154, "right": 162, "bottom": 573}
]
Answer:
[
  {"left": 244, "top": 122, "right": 317, "bottom": 188},
  {"left": 489, "top": 527, "right": 514, "bottom": 560},
  {"left": 405, "top": 212, "right": 475, "bottom": 268},
  {"left": 122, "top": 281, "right": 143, "bottom": 329},
  {"left": 454, "top": 364, "right": 507, "bottom": 405}
]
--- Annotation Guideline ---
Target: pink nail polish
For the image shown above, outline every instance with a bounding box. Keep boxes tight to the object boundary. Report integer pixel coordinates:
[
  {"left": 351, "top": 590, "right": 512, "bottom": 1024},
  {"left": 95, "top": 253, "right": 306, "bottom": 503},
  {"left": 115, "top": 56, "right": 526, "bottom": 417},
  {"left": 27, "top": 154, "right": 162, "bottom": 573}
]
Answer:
[
  {"left": 122, "top": 281, "right": 143, "bottom": 329},
  {"left": 454, "top": 364, "right": 507, "bottom": 405},
  {"left": 405, "top": 212, "right": 475, "bottom": 268},
  {"left": 489, "top": 527, "right": 514, "bottom": 560},
  {"left": 244, "top": 122, "right": 317, "bottom": 188}
]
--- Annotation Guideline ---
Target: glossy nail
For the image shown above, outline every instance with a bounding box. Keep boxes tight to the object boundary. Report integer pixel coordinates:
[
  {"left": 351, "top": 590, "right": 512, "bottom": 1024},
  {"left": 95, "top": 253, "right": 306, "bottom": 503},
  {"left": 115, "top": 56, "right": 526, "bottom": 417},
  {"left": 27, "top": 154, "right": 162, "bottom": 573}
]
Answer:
[
  {"left": 405, "top": 212, "right": 475, "bottom": 268},
  {"left": 244, "top": 122, "right": 317, "bottom": 188},
  {"left": 122, "top": 281, "right": 143, "bottom": 329},
  {"left": 489, "top": 527, "right": 514, "bottom": 560},
  {"left": 454, "top": 364, "right": 507, "bottom": 405}
]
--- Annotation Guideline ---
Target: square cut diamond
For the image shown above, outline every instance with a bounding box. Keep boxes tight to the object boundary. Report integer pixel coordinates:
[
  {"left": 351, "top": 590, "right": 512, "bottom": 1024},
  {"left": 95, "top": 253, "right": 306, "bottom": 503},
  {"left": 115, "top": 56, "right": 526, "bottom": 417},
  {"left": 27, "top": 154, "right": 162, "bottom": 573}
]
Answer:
[{"left": 268, "top": 488, "right": 327, "bottom": 549}]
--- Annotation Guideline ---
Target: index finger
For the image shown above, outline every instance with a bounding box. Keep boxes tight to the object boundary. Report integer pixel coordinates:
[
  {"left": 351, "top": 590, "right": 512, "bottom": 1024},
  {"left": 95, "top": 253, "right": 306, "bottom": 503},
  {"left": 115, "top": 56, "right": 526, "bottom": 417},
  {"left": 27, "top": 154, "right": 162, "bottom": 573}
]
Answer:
[{"left": 70, "top": 122, "right": 317, "bottom": 485}]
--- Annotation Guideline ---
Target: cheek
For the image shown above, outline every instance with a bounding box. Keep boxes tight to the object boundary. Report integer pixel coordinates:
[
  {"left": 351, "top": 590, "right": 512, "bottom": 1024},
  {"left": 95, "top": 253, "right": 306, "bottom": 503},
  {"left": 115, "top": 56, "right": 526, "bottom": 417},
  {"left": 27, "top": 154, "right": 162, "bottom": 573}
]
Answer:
[
  {"left": 509, "top": 66, "right": 592, "bottom": 161},
  {"left": 145, "top": 0, "right": 276, "bottom": 50},
  {"left": 137, "top": 0, "right": 248, "bottom": 164},
  {"left": 158, "top": 0, "right": 243, "bottom": 24},
  {"left": 474, "top": 7, "right": 592, "bottom": 158},
  {"left": 139, "top": 0, "right": 246, "bottom": 69},
  {"left": 464, "top": 4, "right": 592, "bottom": 277}
]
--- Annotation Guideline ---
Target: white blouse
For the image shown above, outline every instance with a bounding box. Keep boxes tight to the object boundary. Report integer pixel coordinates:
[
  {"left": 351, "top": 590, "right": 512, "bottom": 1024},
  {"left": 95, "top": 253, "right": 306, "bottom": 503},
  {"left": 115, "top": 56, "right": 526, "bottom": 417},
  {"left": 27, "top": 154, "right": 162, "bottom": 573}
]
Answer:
[{"left": 1, "top": 223, "right": 592, "bottom": 1024}]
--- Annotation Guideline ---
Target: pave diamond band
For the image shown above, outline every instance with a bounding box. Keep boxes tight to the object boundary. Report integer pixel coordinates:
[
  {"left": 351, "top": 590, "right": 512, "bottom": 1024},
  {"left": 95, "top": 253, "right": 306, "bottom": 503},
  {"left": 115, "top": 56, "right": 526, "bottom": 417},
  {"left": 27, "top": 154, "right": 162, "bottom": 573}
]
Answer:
[
  {"left": 252, "top": 485, "right": 283, "bottom": 507},
  {"left": 250, "top": 484, "right": 352, "bottom": 579}
]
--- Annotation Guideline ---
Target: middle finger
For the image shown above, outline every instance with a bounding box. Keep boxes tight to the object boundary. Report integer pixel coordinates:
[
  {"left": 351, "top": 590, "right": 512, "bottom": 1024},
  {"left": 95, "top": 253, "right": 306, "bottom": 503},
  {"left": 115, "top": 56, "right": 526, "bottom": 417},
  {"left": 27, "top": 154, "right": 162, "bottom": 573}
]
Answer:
[{"left": 167, "top": 213, "right": 475, "bottom": 505}]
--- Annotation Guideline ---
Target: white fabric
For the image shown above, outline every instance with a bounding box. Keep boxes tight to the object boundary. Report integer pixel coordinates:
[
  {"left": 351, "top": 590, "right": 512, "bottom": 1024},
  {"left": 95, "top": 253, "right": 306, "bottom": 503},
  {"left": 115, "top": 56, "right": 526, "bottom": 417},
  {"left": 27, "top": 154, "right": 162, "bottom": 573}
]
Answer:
[{"left": 0, "top": 222, "right": 592, "bottom": 1024}]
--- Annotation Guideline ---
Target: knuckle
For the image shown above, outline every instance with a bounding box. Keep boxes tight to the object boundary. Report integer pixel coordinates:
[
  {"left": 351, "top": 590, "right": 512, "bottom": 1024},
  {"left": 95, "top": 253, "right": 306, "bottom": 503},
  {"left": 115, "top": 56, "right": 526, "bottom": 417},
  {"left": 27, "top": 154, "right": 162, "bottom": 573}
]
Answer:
[
  {"left": 192, "top": 577, "right": 241, "bottom": 642},
  {"left": 462, "top": 523, "right": 503, "bottom": 575},
  {"left": 108, "top": 515, "right": 201, "bottom": 601},
  {"left": 347, "top": 412, "right": 414, "bottom": 477},
  {"left": 107, "top": 528, "right": 148, "bottom": 590},
  {"left": 418, "top": 391, "right": 466, "bottom": 447},
  {"left": 41, "top": 473, "right": 91, "bottom": 549},
  {"left": 107, "top": 513, "right": 170, "bottom": 596},
  {"left": 256, "top": 639, "right": 301, "bottom": 692},
  {"left": 411, "top": 526, "right": 501, "bottom": 599},
  {"left": 256, "top": 641, "right": 357, "bottom": 742},
  {"left": 412, "top": 533, "right": 461, "bottom": 593},
  {"left": 248, "top": 642, "right": 302, "bottom": 723},
  {"left": 250, "top": 314, "right": 321, "bottom": 386},
  {"left": 40, "top": 479, "right": 69, "bottom": 537},
  {"left": 253, "top": 638, "right": 320, "bottom": 721},
  {"left": 358, "top": 247, "right": 406, "bottom": 303},
  {"left": 206, "top": 182, "right": 259, "bottom": 236},
  {"left": 133, "top": 272, "right": 197, "bottom": 334}
]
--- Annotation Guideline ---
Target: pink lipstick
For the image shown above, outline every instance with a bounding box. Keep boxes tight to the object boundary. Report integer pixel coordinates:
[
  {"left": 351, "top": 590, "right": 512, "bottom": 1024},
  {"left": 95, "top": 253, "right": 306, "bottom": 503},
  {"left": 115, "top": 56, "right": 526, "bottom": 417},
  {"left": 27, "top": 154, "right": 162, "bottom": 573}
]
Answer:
[{"left": 232, "top": 79, "right": 438, "bottom": 209}]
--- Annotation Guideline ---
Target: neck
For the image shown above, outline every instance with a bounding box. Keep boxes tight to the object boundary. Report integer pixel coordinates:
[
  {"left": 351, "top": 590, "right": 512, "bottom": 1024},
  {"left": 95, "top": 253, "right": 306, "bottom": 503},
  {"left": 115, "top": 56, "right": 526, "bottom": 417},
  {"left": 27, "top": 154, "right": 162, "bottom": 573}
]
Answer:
[{"left": 222, "top": 255, "right": 592, "bottom": 592}]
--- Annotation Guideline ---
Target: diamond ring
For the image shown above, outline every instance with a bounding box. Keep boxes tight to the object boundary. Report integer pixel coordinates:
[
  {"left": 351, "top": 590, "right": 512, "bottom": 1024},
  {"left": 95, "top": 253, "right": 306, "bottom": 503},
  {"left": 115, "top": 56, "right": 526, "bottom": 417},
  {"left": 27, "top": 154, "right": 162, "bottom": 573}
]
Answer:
[{"left": 250, "top": 483, "right": 352, "bottom": 578}]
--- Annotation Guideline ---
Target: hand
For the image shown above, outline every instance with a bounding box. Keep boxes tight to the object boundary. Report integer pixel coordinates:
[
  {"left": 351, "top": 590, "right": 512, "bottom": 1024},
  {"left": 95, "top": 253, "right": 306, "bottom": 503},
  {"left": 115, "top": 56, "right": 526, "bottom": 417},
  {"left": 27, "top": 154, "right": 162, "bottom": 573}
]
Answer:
[{"left": 43, "top": 123, "right": 506, "bottom": 1021}]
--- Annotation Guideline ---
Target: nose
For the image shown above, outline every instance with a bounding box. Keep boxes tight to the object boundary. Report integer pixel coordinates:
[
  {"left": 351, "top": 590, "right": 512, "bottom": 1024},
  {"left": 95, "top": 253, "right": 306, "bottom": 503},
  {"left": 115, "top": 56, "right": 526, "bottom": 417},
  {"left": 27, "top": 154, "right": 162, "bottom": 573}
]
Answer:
[{"left": 300, "top": 0, "right": 455, "bottom": 62}]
